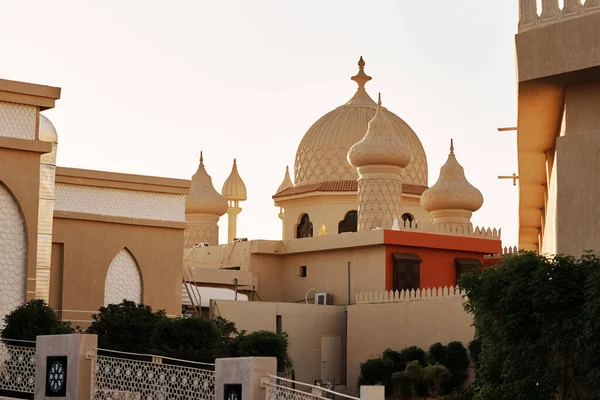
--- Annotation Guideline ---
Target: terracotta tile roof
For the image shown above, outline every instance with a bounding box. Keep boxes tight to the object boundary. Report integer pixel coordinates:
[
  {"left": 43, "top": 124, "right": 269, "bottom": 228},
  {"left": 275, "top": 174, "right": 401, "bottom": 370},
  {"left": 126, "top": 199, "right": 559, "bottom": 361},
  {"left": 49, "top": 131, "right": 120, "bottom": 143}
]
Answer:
[{"left": 273, "top": 180, "right": 427, "bottom": 199}]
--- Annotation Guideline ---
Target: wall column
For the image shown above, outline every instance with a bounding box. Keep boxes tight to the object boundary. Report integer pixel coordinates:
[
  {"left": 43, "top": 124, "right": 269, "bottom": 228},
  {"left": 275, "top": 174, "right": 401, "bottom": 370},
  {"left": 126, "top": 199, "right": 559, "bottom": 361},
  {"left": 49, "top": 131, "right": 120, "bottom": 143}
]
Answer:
[{"left": 216, "top": 357, "right": 276, "bottom": 400}]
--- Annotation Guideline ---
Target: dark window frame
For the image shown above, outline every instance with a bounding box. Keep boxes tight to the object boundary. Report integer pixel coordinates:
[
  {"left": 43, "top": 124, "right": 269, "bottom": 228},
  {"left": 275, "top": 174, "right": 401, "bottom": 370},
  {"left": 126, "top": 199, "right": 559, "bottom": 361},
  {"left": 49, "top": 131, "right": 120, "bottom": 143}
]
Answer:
[
  {"left": 299, "top": 265, "right": 307, "bottom": 278},
  {"left": 391, "top": 253, "right": 422, "bottom": 292},
  {"left": 338, "top": 210, "right": 358, "bottom": 233},
  {"left": 454, "top": 258, "right": 482, "bottom": 285},
  {"left": 296, "top": 214, "right": 314, "bottom": 239}
]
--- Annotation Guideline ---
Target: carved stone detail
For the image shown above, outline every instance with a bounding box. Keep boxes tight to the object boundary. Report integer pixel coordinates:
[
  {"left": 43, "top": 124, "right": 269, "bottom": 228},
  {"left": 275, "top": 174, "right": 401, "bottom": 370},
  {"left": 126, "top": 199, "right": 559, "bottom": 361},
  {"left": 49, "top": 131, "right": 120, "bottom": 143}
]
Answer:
[
  {"left": 104, "top": 249, "right": 143, "bottom": 306},
  {"left": 0, "top": 102, "right": 36, "bottom": 140},
  {"left": 357, "top": 177, "right": 403, "bottom": 232}
]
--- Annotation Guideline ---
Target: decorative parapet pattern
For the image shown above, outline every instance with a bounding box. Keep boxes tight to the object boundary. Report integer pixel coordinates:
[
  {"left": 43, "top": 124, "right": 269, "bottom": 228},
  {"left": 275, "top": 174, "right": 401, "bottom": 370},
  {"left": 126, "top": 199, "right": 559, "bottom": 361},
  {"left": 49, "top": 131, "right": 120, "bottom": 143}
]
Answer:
[
  {"left": 55, "top": 183, "right": 186, "bottom": 223},
  {"left": 355, "top": 286, "right": 466, "bottom": 305},
  {"left": 0, "top": 101, "right": 36, "bottom": 140},
  {"left": 389, "top": 220, "right": 501, "bottom": 240},
  {"left": 0, "top": 342, "right": 36, "bottom": 394},
  {"left": 519, "top": 0, "right": 600, "bottom": 32}
]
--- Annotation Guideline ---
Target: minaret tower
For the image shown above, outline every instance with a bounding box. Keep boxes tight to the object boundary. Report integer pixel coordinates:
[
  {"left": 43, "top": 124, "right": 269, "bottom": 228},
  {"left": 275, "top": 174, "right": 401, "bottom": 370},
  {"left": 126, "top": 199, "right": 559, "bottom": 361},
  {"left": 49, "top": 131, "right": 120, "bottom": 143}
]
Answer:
[
  {"left": 275, "top": 166, "right": 294, "bottom": 238},
  {"left": 347, "top": 94, "right": 412, "bottom": 231},
  {"left": 185, "top": 152, "right": 228, "bottom": 247},
  {"left": 420, "top": 139, "right": 483, "bottom": 230},
  {"left": 221, "top": 159, "right": 247, "bottom": 242}
]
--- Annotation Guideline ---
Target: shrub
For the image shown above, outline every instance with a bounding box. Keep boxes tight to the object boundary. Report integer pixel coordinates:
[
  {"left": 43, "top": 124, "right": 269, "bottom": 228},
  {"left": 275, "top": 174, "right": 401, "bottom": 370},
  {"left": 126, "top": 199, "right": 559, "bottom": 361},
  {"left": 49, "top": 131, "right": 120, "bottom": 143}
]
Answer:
[
  {"left": 1, "top": 300, "right": 71, "bottom": 341},
  {"left": 151, "top": 315, "right": 220, "bottom": 363},
  {"left": 86, "top": 300, "right": 167, "bottom": 353},
  {"left": 467, "top": 338, "right": 481, "bottom": 367},
  {"left": 428, "top": 341, "right": 469, "bottom": 394},
  {"left": 392, "top": 360, "right": 448, "bottom": 399},
  {"left": 383, "top": 346, "right": 427, "bottom": 371},
  {"left": 358, "top": 358, "right": 395, "bottom": 396},
  {"left": 230, "top": 330, "right": 291, "bottom": 372}
]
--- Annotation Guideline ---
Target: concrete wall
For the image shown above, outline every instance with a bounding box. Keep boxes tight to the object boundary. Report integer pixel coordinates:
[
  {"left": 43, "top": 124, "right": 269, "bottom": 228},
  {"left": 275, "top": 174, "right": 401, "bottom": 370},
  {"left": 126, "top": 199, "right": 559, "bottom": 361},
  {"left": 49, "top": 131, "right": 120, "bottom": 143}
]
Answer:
[
  {"left": 211, "top": 300, "right": 347, "bottom": 386},
  {"left": 346, "top": 297, "right": 474, "bottom": 395}
]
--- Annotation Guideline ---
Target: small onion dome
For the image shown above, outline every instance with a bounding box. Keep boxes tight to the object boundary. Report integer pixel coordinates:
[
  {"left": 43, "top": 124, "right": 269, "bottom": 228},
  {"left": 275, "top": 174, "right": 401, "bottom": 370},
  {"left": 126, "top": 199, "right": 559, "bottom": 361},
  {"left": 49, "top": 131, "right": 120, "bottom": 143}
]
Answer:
[
  {"left": 221, "top": 159, "right": 247, "bottom": 201},
  {"left": 39, "top": 114, "right": 58, "bottom": 144},
  {"left": 276, "top": 166, "right": 294, "bottom": 194},
  {"left": 420, "top": 140, "right": 484, "bottom": 212},
  {"left": 347, "top": 94, "right": 411, "bottom": 169},
  {"left": 186, "top": 152, "right": 228, "bottom": 216}
]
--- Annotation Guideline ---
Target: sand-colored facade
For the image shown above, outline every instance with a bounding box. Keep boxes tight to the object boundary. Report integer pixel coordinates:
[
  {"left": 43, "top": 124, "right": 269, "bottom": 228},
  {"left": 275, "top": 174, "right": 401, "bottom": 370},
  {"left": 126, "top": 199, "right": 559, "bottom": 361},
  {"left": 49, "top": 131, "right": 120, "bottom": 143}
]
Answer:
[
  {"left": 0, "top": 79, "right": 190, "bottom": 326},
  {"left": 516, "top": 2, "right": 600, "bottom": 255}
]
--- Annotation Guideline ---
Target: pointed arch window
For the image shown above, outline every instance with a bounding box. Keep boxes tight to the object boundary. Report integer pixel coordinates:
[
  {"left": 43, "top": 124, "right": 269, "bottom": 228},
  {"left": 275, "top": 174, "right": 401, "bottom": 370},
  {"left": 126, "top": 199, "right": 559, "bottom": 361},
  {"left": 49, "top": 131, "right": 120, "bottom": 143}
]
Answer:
[
  {"left": 401, "top": 213, "right": 414, "bottom": 228},
  {"left": 296, "top": 214, "right": 313, "bottom": 239},
  {"left": 338, "top": 210, "right": 358, "bottom": 233},
  {"left": 104, "top": 248, "right": 143, "bottom": 306}
]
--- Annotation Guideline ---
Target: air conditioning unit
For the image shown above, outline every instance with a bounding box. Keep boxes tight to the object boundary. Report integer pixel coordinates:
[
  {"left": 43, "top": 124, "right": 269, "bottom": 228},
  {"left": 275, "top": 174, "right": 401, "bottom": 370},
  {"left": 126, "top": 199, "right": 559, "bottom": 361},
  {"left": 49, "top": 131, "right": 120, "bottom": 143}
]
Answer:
[
  {"left": 315, "top": 292, "right": 332, "bottom": 305},
  {"left": 233, "top": 238, "right": 248, "bottom": 242},
  {"left": 194, "top": 242, "right": 209, "bottom": 248}
]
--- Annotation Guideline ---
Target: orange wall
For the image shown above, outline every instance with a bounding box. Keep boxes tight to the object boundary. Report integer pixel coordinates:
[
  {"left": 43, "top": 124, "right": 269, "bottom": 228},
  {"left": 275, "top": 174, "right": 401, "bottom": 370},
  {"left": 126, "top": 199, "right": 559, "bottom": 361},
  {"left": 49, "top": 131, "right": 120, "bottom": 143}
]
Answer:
[{"left": 383, "top": 230, "right": 502, "bottom": 290}]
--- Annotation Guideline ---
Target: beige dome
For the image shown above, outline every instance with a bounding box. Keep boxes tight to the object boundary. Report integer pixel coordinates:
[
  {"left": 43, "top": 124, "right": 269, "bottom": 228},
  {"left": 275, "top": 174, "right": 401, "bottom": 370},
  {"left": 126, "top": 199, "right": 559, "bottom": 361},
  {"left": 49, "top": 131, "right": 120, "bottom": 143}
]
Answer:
[
  {"left": 276, "top": 166, "right": 294, "bottom": 194},
  {"left": 222, "top": 159, "right": 247, "bottom": 201},
  {"left": 294, "top": 57, "right": 427, "bottom": 186},
  {"left": 348, "top": 94, "right": 412, "bottom": 169},
  {"left": 420, "top": 140, "right": 483, "bottom": 212},
  {"left": 186, "top": 152, "right": 228, "bottom": 216},
  {"left": 39, "top": 114, "right": 58, "bottom": 144}
]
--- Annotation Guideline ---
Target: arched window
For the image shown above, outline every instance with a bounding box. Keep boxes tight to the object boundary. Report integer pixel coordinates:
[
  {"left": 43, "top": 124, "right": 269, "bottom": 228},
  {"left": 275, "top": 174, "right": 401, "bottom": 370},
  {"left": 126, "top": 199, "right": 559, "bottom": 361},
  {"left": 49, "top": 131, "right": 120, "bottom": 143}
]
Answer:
[
  {"left": 296, "top": 214, "right": 313, "bottom": 239},
  {"left": 338, "top": 210, "right": 358, "bottom": 233},
  {"left": 104, "top": 248, "right": 143, "bottom": 306},
  {"left": 401, "top": 213, "right": 414, "bottom": 228}
]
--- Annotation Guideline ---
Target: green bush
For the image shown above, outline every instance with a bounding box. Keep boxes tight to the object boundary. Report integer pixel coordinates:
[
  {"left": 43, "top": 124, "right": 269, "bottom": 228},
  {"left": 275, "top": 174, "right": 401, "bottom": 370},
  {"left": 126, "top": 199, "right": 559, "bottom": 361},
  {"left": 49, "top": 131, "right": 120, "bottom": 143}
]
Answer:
[
  {"left": 428, "top": 341, "right": 469, "bottom": 394},
  {"left": 1, "top": 300, "right": 71, "bottom": 341},
  {"left": 392, "top": 360, "right": 449, "bottom": 399},
  {"left": 230, "top": 330, "right": 291, "bottom": 372},
  {"left": 151, "top": 315, "right": 220, "bottom": 363},
  {"left": 467, "top": 338, "right": 481, "bottom": 367},
  {"left": 86, "top": 300, "right": 167, "bottom": 353},
  {"left": 358, "top": 358, "right": 395, "bottom": 396},
  {"left": 383, "top": 346, "right": 427, "bottom": 371}
]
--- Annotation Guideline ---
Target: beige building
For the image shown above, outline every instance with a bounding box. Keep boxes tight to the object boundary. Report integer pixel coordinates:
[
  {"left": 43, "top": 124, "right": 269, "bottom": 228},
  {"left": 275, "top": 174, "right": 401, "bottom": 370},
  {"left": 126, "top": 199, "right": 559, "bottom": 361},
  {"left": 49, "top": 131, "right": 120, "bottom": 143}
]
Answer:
[
  {"left": 516, "top": 0, "right": 600, "bottom": 255},
  {"left": 0, "top": 79, "right": 189, "bottom": 327}
]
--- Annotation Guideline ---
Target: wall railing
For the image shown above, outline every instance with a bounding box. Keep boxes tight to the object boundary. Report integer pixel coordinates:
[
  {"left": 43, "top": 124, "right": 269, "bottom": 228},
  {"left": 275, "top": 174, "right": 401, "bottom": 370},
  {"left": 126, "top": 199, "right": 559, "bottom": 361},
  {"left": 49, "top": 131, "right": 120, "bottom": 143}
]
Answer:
[
  {"left": 0, "top": 339, "right": 36, "bottom": 394},
  {"left": 519, "top": 0, "right": 600, "bottom": 32},
  {"left": 355, "top": 286, "right": 466, "bottom": 305},
  {"left": 262, "top": 374, "right": 360, "bottom": 400}
]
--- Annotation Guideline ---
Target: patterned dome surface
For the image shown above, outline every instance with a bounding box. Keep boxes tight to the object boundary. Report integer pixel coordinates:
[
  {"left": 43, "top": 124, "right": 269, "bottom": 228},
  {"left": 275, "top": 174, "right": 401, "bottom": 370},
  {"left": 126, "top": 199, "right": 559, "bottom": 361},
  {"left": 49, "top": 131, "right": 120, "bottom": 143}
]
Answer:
[{"left": 294, "top": 58, "right": 428, "bottom": 186}]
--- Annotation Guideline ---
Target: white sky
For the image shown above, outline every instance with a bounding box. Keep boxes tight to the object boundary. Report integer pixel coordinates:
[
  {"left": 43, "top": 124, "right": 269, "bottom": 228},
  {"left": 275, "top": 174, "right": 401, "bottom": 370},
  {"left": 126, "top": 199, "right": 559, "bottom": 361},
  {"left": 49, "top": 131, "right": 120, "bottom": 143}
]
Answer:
[{"left": 2, "top": 1, "right": 520, "bottom": 246}]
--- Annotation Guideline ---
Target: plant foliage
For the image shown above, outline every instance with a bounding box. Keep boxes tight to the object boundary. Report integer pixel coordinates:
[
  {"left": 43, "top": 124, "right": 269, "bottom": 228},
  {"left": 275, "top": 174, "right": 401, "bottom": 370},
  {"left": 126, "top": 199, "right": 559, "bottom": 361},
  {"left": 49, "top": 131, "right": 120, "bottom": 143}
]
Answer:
[
  {"left": 1, "top": 300, "right": 72, "bottom": 341},
  {"left": 459, "top": 251, "right": 600, "bottom": 400}
]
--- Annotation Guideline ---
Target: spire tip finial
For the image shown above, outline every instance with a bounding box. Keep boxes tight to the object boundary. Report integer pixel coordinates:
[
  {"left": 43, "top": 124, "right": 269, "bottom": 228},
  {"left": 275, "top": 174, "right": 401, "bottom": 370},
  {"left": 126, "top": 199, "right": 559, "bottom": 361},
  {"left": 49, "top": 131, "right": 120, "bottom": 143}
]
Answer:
[
  {"left": 377, "top": 93, "right": 382, "bottom": 108},
  {"left": 233, "top": 158, "right": 237, "bottom": 164},
  {"left": 200, "top": 151, "right": 204, "bottom": 165},
  {"left": 351, "top": 56, "right": 372, "bottom": 89},
  {"left": 450, "top": 139, "right": 454, "bottom": 155}
]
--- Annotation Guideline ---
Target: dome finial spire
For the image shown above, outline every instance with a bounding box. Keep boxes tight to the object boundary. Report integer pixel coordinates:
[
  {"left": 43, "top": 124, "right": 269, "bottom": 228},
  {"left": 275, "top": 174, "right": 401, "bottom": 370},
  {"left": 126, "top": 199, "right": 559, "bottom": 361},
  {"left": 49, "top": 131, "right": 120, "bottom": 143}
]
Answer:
[
  {"left": 200, "top": 151, "right": 204, "bottom": 166},
  {"left": 351, "top": 56, "right": 372, "bottom": 89},
  {"left": 377, "top": 93, "right": 382, "bottom": 108},
  {"left": 450, "top": 139, "right": 454, "bottom": 155}
]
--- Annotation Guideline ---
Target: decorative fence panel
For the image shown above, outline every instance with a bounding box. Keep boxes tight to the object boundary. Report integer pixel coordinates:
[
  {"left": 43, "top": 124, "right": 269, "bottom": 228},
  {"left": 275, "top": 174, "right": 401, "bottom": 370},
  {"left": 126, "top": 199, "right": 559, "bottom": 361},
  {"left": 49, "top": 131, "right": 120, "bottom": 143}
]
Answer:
[
  {"left": 0, "top": 340, "right": 36, "bottom": 394},
  {"left": 92, "top": 354, "right": 215, "bottom": 400}
]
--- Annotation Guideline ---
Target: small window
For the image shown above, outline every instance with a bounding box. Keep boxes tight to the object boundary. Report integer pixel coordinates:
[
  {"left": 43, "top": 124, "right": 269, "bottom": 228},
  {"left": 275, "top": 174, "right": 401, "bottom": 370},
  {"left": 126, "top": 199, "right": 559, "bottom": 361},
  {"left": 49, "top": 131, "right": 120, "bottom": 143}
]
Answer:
[
  {"left": 392, "top": 253, "right": 422, "bottom": 291},
  {"left": 338, "top": 210, "right": 358, "bottom": 233},
  {"left": 455, "top": 258, "right": 482, "bottom": 284},
  {"left": 276, "top": 315, "right": 282, "bottom": 334},
  {"left": 296, "top": 214, "right": 313, "bottom": 238},
  {"left": 299, "top": 266, "right": 307, "bottom": 278},
  {"left": 401, "top": 213, "right": 414, "bottom": 228}
]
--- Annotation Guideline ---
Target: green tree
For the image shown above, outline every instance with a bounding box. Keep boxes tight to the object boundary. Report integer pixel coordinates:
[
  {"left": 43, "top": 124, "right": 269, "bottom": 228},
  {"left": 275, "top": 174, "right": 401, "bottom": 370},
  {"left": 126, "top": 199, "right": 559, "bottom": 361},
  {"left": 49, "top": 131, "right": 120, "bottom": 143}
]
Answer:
[
  {"left": 459, "top": 252, "right": 597, "bottom": 400},
  {"left": 151, "top": 315, "right": 219, "bottom": 363},
  {"left": 383, "top": 346, "right": 427, "bottom": 372},
  {"left": 428, "top": 341, "right": 469, "bottom": 394},
  {"left": 358, "top": 358, "right": 395, "bottom": 396},
  {"left": 230, "top": 330, "right": 292, "bottom": 372},
  {"left": 86, "top": 300, "right": 167, "bottom": 353},
  {"left": 1, "top": 300, "right": 71, "bottom": 341}
]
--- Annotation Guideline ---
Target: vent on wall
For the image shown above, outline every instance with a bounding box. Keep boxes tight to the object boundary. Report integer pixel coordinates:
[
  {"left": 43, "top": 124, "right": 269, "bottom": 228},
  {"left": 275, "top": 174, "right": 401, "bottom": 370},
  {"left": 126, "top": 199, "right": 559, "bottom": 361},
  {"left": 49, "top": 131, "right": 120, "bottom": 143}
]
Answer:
[
  {"left": 315, "top": 292, "right": 332, "bottom": 305},
  {"left": 299, "top": 266, "right": 307, "bottom": 278}
]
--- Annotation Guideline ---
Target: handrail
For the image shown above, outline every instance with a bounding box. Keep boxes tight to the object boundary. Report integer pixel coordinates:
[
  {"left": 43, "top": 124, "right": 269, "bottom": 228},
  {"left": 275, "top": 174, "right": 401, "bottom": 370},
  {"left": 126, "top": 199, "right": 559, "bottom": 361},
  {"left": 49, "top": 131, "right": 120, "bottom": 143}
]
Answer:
[
  {"left": 1, "top": 338, "right": 36, "bottom": 344},
  {"left": 265, "top": 374, "right": 360, "bottom": 400},
  {"left": 96, "top": 348, "right": 215, "bottom": 367},
  {"left": 263, "top": 380, "right": 331, "bottom": 400}
]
